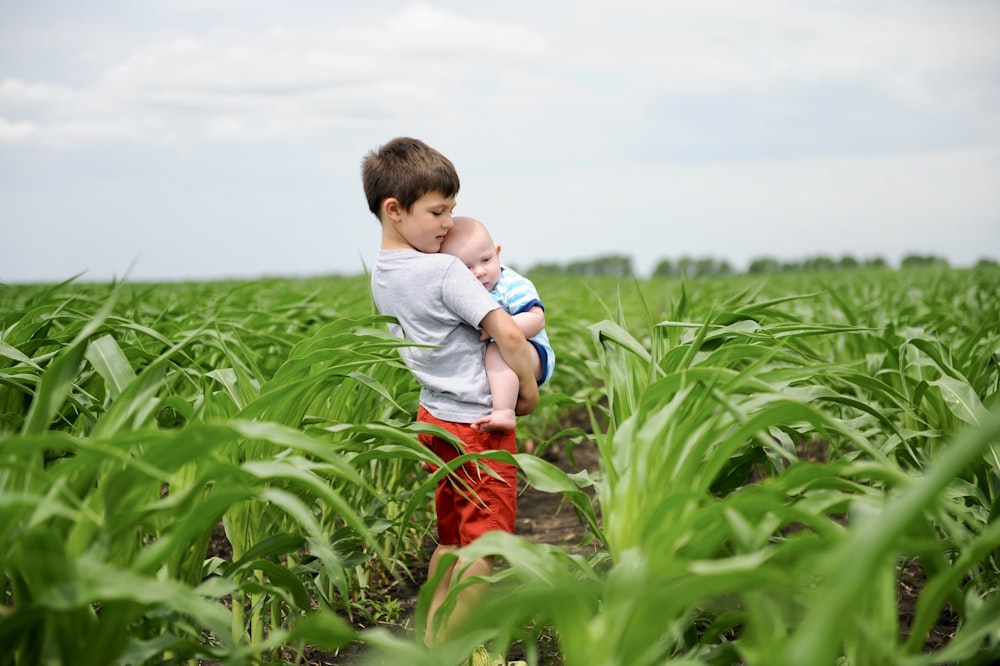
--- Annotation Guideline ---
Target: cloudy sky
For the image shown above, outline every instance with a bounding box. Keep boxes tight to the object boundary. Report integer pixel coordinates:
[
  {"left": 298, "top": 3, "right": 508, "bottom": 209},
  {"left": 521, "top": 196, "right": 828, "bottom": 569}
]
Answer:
[{"left": 2, "top": 0, "right": 998, "bottom": 283}]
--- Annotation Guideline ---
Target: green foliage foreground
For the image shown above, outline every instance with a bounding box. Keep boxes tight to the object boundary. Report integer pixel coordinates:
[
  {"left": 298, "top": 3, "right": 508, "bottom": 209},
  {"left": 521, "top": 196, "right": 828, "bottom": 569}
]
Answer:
[{"left": 1, "top": 267, "right": 998, "bottom": 665}]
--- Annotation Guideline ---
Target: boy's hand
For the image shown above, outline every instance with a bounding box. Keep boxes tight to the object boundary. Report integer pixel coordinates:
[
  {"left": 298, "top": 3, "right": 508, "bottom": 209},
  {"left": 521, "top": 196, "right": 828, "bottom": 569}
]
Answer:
[{"left": 515, "top": 382, "right": 538, "bottom": 416}]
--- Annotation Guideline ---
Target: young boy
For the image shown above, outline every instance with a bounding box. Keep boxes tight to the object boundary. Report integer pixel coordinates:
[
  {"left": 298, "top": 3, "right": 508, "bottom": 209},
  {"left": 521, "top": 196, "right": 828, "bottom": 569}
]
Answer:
[
  {"left": 362, "top": 137, "right": 538, "bottom": 655},
  {"left": 440, "top": 216, "right": 555, "bottom": 432}
]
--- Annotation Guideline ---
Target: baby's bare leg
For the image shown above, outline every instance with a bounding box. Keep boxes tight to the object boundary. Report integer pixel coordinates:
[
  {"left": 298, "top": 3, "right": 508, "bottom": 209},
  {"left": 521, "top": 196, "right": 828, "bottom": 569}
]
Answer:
[{"left": 477, "top": 340, "right": 542, "bottom": 432}]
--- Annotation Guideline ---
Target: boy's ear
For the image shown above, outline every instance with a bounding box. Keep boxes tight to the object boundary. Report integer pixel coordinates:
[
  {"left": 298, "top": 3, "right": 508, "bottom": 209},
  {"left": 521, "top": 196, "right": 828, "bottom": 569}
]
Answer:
[
  {"left": 383, "top": 197, "right": 403, "bottom": 222},
  {"left": 495, "top": 244, "right": 502, "bottom": 258}
]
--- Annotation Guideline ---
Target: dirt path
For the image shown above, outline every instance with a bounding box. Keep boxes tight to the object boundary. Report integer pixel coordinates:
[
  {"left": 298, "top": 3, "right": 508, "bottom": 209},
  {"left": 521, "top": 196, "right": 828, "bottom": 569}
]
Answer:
[{"left": 310, "top": 440, "right": 597, "bottom": 665}]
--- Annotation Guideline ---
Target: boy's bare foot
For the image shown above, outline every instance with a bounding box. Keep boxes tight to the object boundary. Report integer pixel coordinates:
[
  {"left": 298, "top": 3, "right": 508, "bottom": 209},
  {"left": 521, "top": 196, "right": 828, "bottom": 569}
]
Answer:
[{"left": 473, "top": 409, "right": 516, "bottom": 432}]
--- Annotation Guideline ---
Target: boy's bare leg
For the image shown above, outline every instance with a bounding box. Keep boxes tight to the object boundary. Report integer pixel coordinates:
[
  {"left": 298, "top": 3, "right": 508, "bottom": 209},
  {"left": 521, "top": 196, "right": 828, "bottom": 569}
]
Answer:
[
  {"left": 425, "top": 543, "right": 457, "bottom": 646},
  {"left": 476, "top": 342, "right": 542, "bottom": 432},
  {"left": 425, "top": 546, "right": 494, "bottom": 647}
]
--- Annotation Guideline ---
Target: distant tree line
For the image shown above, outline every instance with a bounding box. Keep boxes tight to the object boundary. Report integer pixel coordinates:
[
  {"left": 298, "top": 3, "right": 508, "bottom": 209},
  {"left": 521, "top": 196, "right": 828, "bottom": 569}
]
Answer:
[
  {"left": 529, "top": 254, "right": 635, "bottom": 277},
  {"left": 523, "top": 254, "right": 998, "bottom": 278}
]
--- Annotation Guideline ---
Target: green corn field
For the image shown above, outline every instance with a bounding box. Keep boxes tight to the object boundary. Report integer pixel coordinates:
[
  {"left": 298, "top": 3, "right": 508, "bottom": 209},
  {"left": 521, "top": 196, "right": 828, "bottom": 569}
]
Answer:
[{"left": 1, "top": 265, "right": 998, "bottom": 665}]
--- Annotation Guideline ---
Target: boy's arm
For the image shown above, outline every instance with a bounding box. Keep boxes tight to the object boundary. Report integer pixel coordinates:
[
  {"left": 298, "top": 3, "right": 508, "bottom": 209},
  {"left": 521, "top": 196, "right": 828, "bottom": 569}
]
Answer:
[
  {"left": 512, "top": 306, "right": 545, "bottom": 338},
  {"left": 480, "top": 308, "right": 539, "bottom": 416}
]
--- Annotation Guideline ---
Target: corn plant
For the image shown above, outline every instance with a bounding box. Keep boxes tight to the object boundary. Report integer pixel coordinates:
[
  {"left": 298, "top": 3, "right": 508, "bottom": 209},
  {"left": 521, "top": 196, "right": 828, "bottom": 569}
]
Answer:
[
  {"left": 0, "top": 279, "right": 437, "bottom": 663},
  {"left": 359, "top": 267, "right": 1000, "bottom": 665},
  {"left": 3, "top": 266, "right": 998, "bottom": 665}
]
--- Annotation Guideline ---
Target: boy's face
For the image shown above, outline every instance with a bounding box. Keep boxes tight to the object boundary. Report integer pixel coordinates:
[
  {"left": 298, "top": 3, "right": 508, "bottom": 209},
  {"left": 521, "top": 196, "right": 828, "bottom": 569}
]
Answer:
[
  {"left": 382, "top": 192, "right": 456, "bottom": 253},
  {"left": 446, "top": 225, "right": 503, "bottom": 292}
]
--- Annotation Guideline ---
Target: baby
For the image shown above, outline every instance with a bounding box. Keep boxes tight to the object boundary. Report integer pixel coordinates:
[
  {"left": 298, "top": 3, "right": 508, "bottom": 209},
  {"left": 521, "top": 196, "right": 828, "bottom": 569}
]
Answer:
[{"left": 440, "top": 216, "right": 554, "bottom": 431}]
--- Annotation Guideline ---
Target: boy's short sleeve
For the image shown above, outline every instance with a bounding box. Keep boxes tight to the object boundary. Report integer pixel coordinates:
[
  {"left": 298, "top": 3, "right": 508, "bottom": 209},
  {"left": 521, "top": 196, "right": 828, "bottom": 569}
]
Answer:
[{"left": 441, "top": 260, "right": 500, "bottom": 327}]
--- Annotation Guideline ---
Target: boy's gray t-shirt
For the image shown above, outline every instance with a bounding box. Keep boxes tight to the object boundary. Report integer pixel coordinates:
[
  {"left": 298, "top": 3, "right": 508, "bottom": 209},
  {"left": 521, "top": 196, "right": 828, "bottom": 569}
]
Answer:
[{"left": 371, "top": 249, "right": 500, "bottom": 423}]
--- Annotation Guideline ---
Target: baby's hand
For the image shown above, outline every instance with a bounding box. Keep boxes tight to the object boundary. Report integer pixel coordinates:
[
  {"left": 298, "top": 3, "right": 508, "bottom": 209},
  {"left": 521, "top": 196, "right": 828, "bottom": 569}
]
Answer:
[{"left": 479, "top": 330, "right": 492, "bottom": 342}]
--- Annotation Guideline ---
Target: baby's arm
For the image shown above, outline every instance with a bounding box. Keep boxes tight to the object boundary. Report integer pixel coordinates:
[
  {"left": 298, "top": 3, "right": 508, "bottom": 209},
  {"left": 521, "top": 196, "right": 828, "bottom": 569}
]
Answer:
[
  {"left": 512, "top": 305, "right": 545, "bottom": 338},
  {"left": 479, "top": 305, "right": 545, "bottom": 341},
  {"left": 480, "top": 308, "right": 538, "bottom": 416}
]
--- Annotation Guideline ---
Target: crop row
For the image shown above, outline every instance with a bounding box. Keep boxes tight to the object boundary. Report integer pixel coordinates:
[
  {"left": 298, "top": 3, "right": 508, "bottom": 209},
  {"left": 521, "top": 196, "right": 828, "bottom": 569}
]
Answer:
[{"left": 1, "top": 267, "right": 998, "bottom": 665}]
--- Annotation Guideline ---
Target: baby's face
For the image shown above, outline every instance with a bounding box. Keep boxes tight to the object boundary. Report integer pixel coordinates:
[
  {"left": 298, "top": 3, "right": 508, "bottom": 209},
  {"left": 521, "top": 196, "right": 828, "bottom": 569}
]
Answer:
[{"left": 449, "top": 227, "right": 502, "bottom": 291}]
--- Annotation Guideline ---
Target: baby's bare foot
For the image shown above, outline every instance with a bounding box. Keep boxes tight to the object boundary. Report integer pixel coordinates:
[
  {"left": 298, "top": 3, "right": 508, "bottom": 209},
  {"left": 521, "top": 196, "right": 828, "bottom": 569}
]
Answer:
[{"left": 474, "top": 409, "right": 517, "bottom": 432}]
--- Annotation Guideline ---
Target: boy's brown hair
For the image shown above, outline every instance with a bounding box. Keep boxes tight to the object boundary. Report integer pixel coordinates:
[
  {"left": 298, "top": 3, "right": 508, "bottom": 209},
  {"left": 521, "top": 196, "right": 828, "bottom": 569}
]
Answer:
[{"left": 361, "top": 137, "right": 460, "bottom": 220}]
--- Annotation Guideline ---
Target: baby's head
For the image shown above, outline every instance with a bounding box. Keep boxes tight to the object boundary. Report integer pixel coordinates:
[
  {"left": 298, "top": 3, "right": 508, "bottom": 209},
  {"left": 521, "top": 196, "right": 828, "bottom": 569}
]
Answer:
[{"left": 440, "top": 216, "right": 503, "bottom": 292}]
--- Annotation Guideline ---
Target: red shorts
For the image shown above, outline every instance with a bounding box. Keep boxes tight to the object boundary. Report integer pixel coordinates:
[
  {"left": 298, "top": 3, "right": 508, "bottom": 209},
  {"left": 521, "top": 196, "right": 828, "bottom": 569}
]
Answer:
[{"left": 417, "top": 406, "right": 518, "bottom": 547}]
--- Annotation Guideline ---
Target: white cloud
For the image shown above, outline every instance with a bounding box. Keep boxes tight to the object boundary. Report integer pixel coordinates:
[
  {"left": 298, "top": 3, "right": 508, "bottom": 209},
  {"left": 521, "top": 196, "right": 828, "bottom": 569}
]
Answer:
[
  {"left": 0, "top": 78, "right": 77, "bottom": 109},
  {"left": 1, "top": 0, "right": 998, "bottom": 282},
  {"left": 1, "top": 4, "right": 555, "bottom": 145},
  {"left": 4, "top": 1, "right": 996, "bottom": 150},
  {"left": 0, "top": 117, "right": 38, "bottom": 141}
]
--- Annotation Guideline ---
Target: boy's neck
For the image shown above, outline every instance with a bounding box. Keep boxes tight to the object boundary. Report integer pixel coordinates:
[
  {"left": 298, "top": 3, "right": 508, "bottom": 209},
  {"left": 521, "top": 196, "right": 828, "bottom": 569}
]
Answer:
[{"left": 381, "top": 235, "right": 418, "bottom": 252}]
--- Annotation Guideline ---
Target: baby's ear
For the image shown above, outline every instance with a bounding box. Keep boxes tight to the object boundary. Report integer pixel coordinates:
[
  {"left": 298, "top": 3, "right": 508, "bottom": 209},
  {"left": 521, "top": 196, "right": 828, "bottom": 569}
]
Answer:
[{"left": 495, "top": 244, "right": 502, "bottom": 257}]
